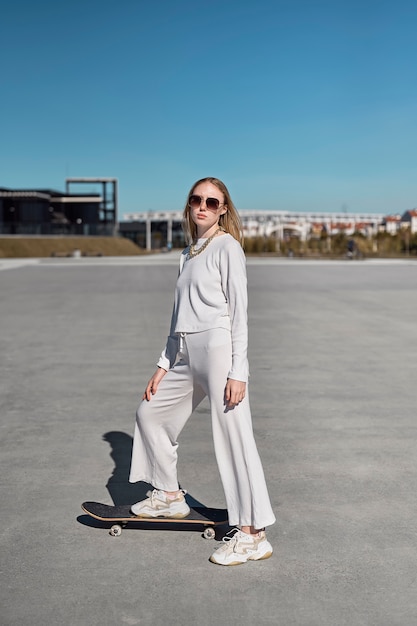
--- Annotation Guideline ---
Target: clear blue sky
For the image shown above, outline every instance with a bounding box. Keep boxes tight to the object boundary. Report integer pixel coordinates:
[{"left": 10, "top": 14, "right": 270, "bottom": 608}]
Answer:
[{"left": 1, "top": 0, "right": 416, "bottom": 217}]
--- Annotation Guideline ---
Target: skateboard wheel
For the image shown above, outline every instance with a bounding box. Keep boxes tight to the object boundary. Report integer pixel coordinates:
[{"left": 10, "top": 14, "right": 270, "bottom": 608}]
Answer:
[
  {"left": 203, "top": 527, "right": 216, "bottom": 540},
  {"left": 109, "top": 524, "right": 122, "bottom": 537}
]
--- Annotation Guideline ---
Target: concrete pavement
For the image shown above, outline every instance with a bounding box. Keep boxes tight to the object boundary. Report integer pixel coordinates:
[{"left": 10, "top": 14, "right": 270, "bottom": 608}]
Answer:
[{"left": 1, "top": 255, "right": 416, "bottom": 625}]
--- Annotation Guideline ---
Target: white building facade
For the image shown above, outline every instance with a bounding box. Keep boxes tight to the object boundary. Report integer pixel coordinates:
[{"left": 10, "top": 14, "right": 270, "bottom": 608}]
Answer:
[{"left": 122, "top": 209, "right": 385, "bottom": 250}]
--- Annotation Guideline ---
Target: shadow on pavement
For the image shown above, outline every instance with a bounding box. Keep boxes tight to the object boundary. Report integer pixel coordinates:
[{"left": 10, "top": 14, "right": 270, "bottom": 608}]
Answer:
[
  {"left": 103, "top": 431, "right": 150, "bottom": 505},
  {"left": 77, "top": 430, "right": 226, "bottom": 534},
  {"left": 102, "top": 430, "right": 209, "bottom": 509}
]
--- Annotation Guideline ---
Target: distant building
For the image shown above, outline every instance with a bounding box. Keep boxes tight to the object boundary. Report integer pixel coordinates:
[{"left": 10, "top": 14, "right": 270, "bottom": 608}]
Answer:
[
  {"left": 0, "top": 178, "right": 117, "bottom": 235},
  {"left": 381, "top": 215, "right": 402, "bottom": 235},
  {"left": 3, "top": 178, "right": 413, "bottom": 246},
  {"left": 119, "top": 212, "right": 185, "bottom": 250},
  {"left": 401, "top": 209, "right": 417, "bottom": 234},
  {"left": 122, "top": 210, "right": 385, "bottom": 249}
]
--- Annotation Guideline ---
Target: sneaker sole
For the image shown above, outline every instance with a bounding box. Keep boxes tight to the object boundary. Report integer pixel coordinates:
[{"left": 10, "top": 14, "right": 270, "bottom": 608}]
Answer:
[{"left": 132, "top": 511, "right": 190, "bottom": 519}]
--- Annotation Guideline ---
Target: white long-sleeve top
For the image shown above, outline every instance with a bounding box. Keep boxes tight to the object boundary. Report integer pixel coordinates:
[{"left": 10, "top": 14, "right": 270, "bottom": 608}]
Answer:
[{"left": 157, "top": 233, "right": 249, "bottom": 382}]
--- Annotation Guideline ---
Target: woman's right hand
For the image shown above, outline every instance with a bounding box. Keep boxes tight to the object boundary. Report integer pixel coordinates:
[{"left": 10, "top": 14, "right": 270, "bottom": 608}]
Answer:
[{"left": 143, "top": 367, "right": 167, "bottom": 401}]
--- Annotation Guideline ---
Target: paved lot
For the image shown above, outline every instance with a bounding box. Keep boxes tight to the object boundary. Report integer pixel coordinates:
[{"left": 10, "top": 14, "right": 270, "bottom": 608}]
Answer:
[{"left": 1, "top": 255, "right": 416, "bottom": 626}]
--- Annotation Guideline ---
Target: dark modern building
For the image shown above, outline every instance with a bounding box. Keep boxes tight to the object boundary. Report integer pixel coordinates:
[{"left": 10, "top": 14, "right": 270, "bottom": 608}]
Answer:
[{"left": 0, "top": 178, "right": 117, "bottom": 236}]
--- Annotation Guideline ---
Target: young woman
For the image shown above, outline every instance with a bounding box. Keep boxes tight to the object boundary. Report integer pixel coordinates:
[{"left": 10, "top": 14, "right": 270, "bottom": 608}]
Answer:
[{"left": 129, "top": 177, "right": 276, "bottom": 566}]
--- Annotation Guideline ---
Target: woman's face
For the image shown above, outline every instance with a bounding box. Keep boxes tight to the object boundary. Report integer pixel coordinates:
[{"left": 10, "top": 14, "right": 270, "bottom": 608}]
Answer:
[{"left": 188, "top": 181, "right": 227, "bottom": 237}]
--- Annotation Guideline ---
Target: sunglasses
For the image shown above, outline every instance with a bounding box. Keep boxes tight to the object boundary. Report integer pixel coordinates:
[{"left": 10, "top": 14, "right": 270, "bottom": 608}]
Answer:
[{"left": 188, "top": 194, "right": 224, "bottom": 211}]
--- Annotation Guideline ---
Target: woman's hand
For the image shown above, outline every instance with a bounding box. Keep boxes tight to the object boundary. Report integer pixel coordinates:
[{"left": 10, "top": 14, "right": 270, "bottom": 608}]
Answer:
[
  {"left": 143, "top": 367, "right": 167, "bottom": 401},
  {"left": 224, "top": 378, "right": 246, "bottom": 409}
]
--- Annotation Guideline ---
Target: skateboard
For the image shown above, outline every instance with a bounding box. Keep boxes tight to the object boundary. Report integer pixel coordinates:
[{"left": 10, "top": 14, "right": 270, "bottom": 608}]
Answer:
[{"left": 81, "top": 501, "right": 229, "bottom": 539}]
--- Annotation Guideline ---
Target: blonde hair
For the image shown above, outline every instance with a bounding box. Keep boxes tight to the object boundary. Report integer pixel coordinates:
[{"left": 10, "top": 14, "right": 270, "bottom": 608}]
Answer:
[{"left": 182, "top": 177, "right": 244, "bottom": 246}]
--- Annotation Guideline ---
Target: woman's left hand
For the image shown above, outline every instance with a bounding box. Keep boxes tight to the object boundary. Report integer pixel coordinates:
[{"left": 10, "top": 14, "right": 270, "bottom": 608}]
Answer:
[{"left": 224, "top": 379, "right": 246, "bottom": 408}]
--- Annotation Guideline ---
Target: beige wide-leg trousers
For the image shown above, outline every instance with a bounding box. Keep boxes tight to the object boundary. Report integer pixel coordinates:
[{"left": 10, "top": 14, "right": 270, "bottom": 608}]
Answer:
[{"left": 129, "top": 328, "right": 276, "bottom": 529}]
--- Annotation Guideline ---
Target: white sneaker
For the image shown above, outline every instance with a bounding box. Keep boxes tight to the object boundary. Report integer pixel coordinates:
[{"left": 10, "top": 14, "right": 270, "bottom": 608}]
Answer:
[
  {"left": 130, "top": 489, "right": 190, "bottom": 519},
  {"left": 209, "top": 528, "right": 273, "bottom": 566}
]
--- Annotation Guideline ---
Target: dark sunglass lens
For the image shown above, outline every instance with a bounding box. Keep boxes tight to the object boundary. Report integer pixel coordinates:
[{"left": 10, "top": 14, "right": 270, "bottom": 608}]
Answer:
[
  {"left": 189, "top": 195, "right": 201, "bottom": 208},
  {"left": 206, "top": 198, "right": 220, "bottom": 210}
]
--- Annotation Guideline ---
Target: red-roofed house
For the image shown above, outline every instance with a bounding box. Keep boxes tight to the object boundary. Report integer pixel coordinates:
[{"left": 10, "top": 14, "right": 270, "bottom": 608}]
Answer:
[
  {"left": 328, "top": 222, "right": 354, "bottom": 235},
  {"left": 310, "top": 222, "right": 326, "bottom": 236},
  {"left": 354, "top": 221, "right": 374, "bottom": 236},
  {"left": 382, "top": 215, "right": 401, "bottom": 235}
]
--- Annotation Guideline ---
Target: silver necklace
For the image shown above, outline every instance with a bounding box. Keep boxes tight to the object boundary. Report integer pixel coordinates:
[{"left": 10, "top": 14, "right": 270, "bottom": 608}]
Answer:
[{"left": 187, "top": 228, "right": 222, "bottom": 260}]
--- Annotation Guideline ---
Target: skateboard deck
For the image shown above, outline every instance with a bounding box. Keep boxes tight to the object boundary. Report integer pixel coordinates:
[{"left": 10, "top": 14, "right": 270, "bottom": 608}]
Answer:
[{"left": 81, "top": 501, "right": 229, "bottom": 538}]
